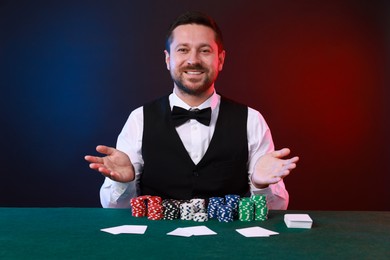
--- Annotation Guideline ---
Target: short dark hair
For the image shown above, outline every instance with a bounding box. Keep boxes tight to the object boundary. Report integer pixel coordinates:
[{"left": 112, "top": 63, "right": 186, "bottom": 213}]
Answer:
[{"left": 165, "top": 11, "right": 224, "bottom": 53}]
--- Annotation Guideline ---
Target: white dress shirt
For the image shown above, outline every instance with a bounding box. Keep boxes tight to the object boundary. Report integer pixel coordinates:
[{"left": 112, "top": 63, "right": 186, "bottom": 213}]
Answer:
[{"left": 100, "top": 91, "right": 289, "bottom": 209}]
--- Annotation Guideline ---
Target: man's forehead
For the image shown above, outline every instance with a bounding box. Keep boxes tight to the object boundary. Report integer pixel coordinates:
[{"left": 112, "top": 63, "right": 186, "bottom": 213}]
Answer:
[{"left": 171, "top": 24, "right": 217, "bottom": 45}]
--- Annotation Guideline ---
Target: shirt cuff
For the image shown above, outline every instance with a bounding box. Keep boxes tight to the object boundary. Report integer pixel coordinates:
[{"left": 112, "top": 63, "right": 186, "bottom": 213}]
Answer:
[
  {"left": 111, "top": 181, "right": 131, "bottom": 198},
  {"left": 250, "top": 184, "right": 272, "bottom": 195}
]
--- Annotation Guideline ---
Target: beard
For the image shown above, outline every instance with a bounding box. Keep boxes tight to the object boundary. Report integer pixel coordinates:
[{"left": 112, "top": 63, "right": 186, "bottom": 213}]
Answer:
[{"left": 171, "top": 64, "right": 217, "bottom": 96}]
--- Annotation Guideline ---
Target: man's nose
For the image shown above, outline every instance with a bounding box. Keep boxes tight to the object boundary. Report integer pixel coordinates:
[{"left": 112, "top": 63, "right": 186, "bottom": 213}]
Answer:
[{"left": 187, "top": 51, "right": 200, "bottom": 65}]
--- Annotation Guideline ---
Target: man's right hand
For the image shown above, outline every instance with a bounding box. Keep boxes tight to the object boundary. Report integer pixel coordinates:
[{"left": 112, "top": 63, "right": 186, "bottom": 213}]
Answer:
[{"left": 84, "top": 145, "right": 135, "bottom": 183}]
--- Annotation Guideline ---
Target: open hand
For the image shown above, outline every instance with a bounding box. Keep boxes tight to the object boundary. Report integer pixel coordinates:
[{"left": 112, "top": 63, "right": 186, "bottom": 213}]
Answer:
[
  {"left": 84, "top": 145, "right": 135, "bottom": 183},
  {"left": 252, "top": 148, "right": 299, "bottom": 188}
]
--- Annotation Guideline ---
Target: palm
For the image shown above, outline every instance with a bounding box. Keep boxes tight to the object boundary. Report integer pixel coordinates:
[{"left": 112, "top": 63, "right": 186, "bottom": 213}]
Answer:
[
  {"left": 102, "top": 150, "right": 131, "bottom": 174},
  {"left": 252, "top": 148, "right": 299, "bottom": 188},
  {"left": 85, "top": 145, "right": 135, "bottom": 183}
]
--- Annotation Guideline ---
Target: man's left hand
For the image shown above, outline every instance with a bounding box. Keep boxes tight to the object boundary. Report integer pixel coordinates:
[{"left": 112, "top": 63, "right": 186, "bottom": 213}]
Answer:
[{"left": 252, "top": 148, "right": 299, "bottom": 189}]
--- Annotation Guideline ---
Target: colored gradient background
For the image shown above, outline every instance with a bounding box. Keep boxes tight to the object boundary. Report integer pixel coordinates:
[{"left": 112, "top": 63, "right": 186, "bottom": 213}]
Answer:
[{"left": 1, "top": 0, "right": 389, "bottom": 210}]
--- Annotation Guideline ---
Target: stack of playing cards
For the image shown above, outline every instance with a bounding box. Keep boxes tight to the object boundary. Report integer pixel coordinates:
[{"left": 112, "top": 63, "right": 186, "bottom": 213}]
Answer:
[{"left": 284, "top": 214, "right": 313, "bottom": 229}]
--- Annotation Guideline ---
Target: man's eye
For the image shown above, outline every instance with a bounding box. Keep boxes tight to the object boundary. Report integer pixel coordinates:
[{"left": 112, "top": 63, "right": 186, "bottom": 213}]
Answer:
[
  {"left": 201, "top": 49, "right": 211, "bottom": 53},
  {"left": 177, "top": 48, "right": 188, "bottom": 53}
]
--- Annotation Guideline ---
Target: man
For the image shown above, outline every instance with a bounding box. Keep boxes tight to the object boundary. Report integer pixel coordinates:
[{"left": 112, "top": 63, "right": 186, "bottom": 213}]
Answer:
[{"left": 85, "top": 11, "right": 299, "bottom": 210}]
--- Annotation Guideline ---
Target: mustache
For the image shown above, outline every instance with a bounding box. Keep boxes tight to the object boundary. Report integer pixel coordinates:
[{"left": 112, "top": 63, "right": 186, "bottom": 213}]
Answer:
[{"left": 182, "top": 64, "right": 206, "bottom": 71}]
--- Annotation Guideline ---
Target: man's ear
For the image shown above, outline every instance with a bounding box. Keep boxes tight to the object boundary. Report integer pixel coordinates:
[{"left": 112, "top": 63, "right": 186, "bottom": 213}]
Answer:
[
  {"left": 164, "top": 50, "right": 170, "bottom": 70},
  {"left": 218, "top": 50, "right": 226, "bottom": 71}
]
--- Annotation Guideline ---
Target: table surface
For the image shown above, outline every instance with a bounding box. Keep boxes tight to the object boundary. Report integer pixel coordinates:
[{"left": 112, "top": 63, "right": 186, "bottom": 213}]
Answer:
[{"left": 0, "top": 208, "right": 389, "bottom": 259}]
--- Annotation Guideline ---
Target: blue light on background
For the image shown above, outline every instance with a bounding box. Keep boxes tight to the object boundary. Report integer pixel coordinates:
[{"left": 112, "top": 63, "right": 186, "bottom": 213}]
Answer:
[{"left": 2, "top": 2, "right": 133, "bottom": 206}]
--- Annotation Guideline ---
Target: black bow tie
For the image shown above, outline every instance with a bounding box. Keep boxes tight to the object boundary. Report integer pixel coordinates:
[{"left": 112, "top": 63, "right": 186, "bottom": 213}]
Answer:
[{"left": 171, "top": 106, "right": 212, "bottom": 126}]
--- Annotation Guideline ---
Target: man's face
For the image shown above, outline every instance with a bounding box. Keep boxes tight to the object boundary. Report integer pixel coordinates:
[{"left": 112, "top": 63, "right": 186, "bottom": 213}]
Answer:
[{"left": 165, "top": 24, "right": 225, "bottom": 96}]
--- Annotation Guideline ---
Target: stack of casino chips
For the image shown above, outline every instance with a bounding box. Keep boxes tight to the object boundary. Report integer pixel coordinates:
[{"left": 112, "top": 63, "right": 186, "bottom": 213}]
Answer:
[
  {"left": 162, "top": 199, "right": 181, "bottom": 220},
  {"left": 251, "top": 194, "right": 268, "bottom": 221},
  {"left": 207, "top": 195, "right": 241, "bottom": 222},
  {"left": 130, "top": 195, "right": 149, "bottom": 217},
  {"left": 191, "top": 199, "right": 208, "bottom": 222},
  {"left": 147, "top": 196, "right": 163, "bottom": 220},
  {"left": 238, "top": 195, "right": 268, "bottom": 221},
  {"left": 217, "top": 204, "right": 234, "bottom": 222},
  {"left": 130, "top": 195, "right": 164, "bottom": 220},
  {"left": 193, "top": 212, "right": 208, "bottom": 222},
  {"left": 238, "top": 198, "right": 255, "bottom": 221},
  {"left": 180, "top": 202, "right": 195, "bottom": 220},
  {"left": 207, "top": 197, "right": 225, "bottom": 219},
  {"left": 190, "top": 198, "right": 206, "bottom": 213},
  {"left": 179, "top": 199, "right": 208, "bottom": 221},
  {"left": 225, "top": 194, "right": 240, "bottom": 219}
]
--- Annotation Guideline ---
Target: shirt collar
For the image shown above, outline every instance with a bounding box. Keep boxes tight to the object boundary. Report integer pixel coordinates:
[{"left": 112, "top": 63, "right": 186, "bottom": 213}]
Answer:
[{"left": 169, "top": 90, "right": 219, "bottom": 111}]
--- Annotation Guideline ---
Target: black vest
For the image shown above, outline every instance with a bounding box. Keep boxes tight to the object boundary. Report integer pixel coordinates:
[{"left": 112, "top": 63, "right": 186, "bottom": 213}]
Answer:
[{"left": 140, "top": 95, "right": 249, "bottom": 200}]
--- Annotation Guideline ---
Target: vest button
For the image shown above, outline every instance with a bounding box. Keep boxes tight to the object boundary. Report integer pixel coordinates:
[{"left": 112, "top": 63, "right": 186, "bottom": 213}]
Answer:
[{"left": 193, "top": 171, "right": 199, "bottom": 177}]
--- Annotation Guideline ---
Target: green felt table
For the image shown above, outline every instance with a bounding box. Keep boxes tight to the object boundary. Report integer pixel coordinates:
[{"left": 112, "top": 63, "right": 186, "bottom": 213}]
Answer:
[{"left": 0, "top": 208, "right": 389, "bottom": 259}]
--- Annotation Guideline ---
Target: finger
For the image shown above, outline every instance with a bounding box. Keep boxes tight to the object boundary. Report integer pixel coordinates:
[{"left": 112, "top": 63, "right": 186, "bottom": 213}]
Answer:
[
  {"left": 87, "top": 161, "right": 116, "bottom": 180},
  {"left": 288, "top": 156, "right": 300, "bottom": 163},
  {"left": 282, "top": 161, "right": 297, "bottom": 172},
  {"left": 96, "top": 145, "right": 116, "bottom": 156},
  {"left": 272, "top": 148, "right": 291, "bottom": 158},
  {"left": 282, "top": 160, "right": 298, "bottom": 169},
  {"left": 98, "top": 166, "right": 112, "bottom": 176},
  {"left": 287, "top": 163, "right": 297, "bottom": 170},
  {"left": 84, "top": 155, "right": 103, "bottom": 164},
  {"left": 277, "top": 164, "right": 297, "bottom": 178},
  {"left": 281, "top": 157, "right": 299, "bottom": 171},
  {"left": 97, "top": 166, "right": 118, "bottom": 180},
  {"left": 89, "top": 163, "right": 104, "bottom": 170}
]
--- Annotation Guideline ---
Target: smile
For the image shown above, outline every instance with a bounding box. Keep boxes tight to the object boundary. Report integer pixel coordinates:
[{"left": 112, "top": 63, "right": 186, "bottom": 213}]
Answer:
[{"left": 185, "top": 71, "right": 203, "bottom": 75}]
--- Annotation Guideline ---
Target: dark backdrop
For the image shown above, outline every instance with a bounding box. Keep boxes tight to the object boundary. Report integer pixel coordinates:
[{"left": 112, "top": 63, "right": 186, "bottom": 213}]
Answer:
[{"left": 1, "top": 0, "right": 389, "bottom": 210}]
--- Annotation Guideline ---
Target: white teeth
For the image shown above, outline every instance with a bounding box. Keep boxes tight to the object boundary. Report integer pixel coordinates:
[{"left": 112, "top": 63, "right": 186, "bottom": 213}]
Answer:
[{"left": 186, "top": 71, "right": 202, "bottom": 75}]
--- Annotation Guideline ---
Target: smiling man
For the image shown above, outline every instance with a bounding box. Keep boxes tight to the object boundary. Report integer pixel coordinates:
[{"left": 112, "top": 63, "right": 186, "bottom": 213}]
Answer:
[
  {"left": 85, "top": 11, "right": 299, "bottom": 210},
  {"left": 165, "top": 22, "right": 224, "bottom": 104}
]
